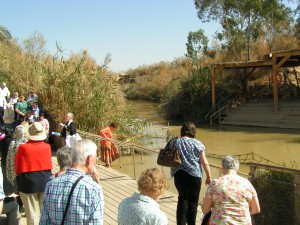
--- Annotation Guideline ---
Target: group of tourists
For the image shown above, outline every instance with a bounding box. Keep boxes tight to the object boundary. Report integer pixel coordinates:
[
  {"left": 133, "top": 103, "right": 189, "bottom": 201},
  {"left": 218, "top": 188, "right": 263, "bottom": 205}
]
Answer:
[
  {"left": 0, "top": 83, "right": 49, "bottom": 137},
  {"left": 117, "top": 121, "right": 261, "bottom": 225},
  {"left": 0, "top": 83, "right": 51, "bottom": 224},
  {"left": 0, "top": 82, "right": 261, "bottom": 225}
]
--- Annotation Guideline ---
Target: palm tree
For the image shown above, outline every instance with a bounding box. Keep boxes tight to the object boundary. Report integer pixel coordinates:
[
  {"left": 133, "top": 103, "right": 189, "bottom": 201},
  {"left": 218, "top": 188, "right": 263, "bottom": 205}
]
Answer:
[{"left": 0, "top": 25, "right": 12, "bottom": 42}]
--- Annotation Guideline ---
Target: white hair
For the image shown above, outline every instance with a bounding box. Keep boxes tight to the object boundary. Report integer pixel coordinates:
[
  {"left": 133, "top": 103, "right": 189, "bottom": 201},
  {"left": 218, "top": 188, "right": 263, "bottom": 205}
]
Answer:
[
  {"left": 71, "top": 139, "right": 97, "bottom": 166},
  {"left": 222, "top": 155, "right": 240, "bottom": 170},
  {"left": 66, "top": 112, "right": 74, "bottom": 120}
]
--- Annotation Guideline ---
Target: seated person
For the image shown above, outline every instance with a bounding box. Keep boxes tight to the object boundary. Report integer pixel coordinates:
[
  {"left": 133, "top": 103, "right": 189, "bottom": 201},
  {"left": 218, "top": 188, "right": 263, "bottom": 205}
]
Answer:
[{"left": 118, "top": 168, "right": 169, "bottom": 225}]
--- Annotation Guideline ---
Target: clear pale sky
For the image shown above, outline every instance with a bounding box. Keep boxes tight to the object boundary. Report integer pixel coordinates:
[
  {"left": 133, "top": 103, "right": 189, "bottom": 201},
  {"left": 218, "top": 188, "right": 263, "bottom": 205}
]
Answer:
[{"left": 0, "top": 0, "right": 219, "bottom": 72}]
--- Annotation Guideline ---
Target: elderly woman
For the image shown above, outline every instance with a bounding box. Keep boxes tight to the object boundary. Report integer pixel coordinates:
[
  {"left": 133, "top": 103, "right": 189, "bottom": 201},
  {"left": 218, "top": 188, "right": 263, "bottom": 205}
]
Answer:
[
  {"left": 202, "top": 155, "right": 260, "bottom": 225},
  {"left": 118, "top": 168, "right": 169, "bottom": 225},
  {"left": 50, "top": 147, "right": 72, "bottom": 179},
  {"left": 6, "top": 125, "right": 28, "bottom": 191},
  {"left": 59, "top": 112, "right": 77, "bottom": 147},
  {"left": 171, "top": 121, "right": 211, "bottom": 225}
]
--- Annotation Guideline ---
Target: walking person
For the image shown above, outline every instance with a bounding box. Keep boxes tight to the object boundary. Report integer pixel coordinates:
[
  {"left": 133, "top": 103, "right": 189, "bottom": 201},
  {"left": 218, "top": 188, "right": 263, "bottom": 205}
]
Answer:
[
  {"left": 171, "top": 121, "right": 211, "bottom": 225},
  {"left": 59, "top": 112, "right": 77, "bottom": 147},
  {"left": 40, "top": 139, "right": 104, "bottom": 225},
  {"left": 15, "top": 122, "right": 52, "bottom": 225},
  {"left": 202, "top": 156, "right": 260, "bottom": 225},
  {"left": 99, "top": 122, "right": 117, "bottom": 167}
]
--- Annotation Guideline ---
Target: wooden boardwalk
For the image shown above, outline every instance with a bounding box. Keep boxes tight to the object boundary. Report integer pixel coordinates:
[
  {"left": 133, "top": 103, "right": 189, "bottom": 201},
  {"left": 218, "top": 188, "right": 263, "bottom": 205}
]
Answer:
[{"left": 49, "top": 156, "right": 203, "bottom": 225}]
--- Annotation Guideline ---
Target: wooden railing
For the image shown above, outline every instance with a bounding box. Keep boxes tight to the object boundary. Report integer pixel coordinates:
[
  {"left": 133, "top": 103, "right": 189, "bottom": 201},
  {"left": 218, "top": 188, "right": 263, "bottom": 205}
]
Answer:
[
  {"left": 77, "top": 130, "right": 159, "bottom": 179},
  {"left": 209, "top": 104, "right": 229, "bottom": 126}
]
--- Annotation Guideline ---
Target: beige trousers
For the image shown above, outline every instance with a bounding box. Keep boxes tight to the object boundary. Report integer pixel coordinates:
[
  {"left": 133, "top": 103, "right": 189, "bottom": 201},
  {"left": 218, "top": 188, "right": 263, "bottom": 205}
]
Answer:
[{"left": 20, "top": 192, "right": 44, "bottom": 225}]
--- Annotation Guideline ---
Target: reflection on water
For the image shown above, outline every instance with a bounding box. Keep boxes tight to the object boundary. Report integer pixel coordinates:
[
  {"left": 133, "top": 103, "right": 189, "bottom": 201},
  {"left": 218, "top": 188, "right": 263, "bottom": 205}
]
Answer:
[{"left": 111, "top": 100, "right": 300, "bottom": 200}]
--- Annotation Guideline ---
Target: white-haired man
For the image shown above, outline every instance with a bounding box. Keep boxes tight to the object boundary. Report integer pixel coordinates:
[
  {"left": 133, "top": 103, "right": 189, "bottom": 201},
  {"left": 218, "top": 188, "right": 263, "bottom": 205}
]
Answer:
[{"left": 40, "top": 139, "right": 104, "bottom": 225}]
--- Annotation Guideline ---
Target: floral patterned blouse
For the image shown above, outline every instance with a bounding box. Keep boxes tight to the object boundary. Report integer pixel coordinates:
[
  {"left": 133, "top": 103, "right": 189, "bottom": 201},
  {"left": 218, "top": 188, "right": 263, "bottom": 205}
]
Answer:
[{"left": 205, "top": 173, "right": 257, "bottom": 225}]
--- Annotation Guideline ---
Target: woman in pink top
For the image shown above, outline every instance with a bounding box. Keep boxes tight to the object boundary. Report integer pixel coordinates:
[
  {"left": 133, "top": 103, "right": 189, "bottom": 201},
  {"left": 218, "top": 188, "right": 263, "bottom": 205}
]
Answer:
[
  {"left": 202, "top": 156, "right": 260, "bottom": 225},
  {"left": 39, "top": 113, "right": 49, "bottom": 137}
]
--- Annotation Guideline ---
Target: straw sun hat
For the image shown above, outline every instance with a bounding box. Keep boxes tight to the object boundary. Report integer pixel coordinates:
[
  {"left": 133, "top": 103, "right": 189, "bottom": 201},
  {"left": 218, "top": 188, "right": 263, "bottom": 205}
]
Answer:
[{"left": 27, "top": 122, "right": 47, "bottom": 141}]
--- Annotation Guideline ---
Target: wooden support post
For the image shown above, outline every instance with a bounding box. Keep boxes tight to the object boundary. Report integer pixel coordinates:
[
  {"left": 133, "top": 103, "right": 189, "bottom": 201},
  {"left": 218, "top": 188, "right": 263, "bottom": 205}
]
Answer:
[
  {"left": 211, "top": 66, "right": 216, "bottom": 109},
  {"left": 272, "top": 57, "right": 279, "bottom": 111},
  {"left": 294, "top": 175, "right": 300, "bottom": 225}
]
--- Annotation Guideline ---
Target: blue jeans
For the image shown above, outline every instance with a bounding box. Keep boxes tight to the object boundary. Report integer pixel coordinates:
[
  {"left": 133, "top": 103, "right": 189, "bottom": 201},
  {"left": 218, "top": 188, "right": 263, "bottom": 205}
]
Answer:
[{"left": 174, "top": 169, "right": 201, "bottom": 225}]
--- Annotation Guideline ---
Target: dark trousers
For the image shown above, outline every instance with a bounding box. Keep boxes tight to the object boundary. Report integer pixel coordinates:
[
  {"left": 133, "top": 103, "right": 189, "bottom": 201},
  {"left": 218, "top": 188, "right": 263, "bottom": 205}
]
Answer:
[
  {"left": 174, "top": 169, "right": 202, "bottom": 225},
  {"left": 0, "top": 107, "right": 4, "bottom": 126}
]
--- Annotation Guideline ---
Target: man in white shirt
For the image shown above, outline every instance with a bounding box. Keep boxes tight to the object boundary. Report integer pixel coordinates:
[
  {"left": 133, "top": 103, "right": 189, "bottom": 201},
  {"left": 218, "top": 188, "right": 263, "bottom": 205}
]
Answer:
[
  {"left": 0, "top": 94, "right": 7, "bottom": 127},
  {"left": 0, "top": 83, "right": 10, "bottom": 102}
]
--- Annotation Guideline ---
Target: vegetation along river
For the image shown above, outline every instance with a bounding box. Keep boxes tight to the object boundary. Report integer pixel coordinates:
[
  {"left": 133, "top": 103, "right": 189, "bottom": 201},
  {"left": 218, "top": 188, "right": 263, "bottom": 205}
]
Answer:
[{"left": 110, "top": 100, "right": 300, "bottom": 201}]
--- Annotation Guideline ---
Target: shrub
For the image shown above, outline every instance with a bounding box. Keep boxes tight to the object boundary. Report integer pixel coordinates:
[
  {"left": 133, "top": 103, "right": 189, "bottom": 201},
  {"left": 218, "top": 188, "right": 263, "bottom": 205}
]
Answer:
[{"left": 251, "top": 169, "right": 295, "bottom": 225}]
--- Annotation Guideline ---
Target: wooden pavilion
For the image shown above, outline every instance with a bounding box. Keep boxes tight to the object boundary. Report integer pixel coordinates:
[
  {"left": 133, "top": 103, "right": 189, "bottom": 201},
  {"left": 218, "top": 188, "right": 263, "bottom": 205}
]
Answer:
[{"left": 210, "top": 49, "right": 300, "bottom": 111}]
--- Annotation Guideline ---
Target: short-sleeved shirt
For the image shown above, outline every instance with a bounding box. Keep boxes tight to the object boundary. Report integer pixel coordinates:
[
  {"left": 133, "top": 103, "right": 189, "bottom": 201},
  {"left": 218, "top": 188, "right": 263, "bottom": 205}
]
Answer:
[
  {"left": 205, "top": 173, "right": 257, "bottom": 225},
  {"left": 15, "top": 101, "right": 28, "bottom": 114},
  {"left": 118, "top": 192, "right": 168, "bottom": 225},
  {"left": 40, "top": 168, "right": 104, "bottom": 225},
  {"left": 170, "top": 137, "right": 205, "bottom": 178}
]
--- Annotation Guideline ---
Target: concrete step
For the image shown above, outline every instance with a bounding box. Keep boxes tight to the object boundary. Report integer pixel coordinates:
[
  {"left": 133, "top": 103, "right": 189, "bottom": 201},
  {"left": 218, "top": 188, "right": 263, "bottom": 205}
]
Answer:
[{"left": 220, "top": 99, "right": 300, "bottom": 129}]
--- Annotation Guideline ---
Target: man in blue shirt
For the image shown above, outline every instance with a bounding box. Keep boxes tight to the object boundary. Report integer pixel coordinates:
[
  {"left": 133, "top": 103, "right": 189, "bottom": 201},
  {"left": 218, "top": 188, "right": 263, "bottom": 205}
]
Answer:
[{"left": 40, "top": 139, "right": 104, "bottom": 225}]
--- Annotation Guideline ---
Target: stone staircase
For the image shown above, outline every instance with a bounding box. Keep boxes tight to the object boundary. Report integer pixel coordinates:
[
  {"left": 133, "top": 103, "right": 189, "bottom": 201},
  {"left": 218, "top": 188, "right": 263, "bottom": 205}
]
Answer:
[{"left": 220, "top": 98, "right": 300, "bottom": 129}]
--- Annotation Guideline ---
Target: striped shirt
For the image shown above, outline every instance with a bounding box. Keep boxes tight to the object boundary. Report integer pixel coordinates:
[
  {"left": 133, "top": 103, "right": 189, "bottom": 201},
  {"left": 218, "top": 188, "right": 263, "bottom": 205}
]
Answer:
[{"left": 40, "top": 168, "right": 104, "bottom": 225}]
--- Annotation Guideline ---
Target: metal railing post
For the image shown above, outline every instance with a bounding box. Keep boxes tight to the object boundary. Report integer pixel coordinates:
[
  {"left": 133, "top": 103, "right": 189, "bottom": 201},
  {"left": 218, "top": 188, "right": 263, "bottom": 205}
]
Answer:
[
  {"left": 141, "top": 150, "right": 144, "bottom": 164},
  {"left": 132, "top": 147, "right": 136, "bottom": 180}
]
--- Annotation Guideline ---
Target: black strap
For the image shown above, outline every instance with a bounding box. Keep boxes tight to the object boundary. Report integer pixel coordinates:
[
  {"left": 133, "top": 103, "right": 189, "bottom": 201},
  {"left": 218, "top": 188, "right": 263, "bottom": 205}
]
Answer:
[{"left": 61, "top": 176, "right": 84, "bottom": 225}]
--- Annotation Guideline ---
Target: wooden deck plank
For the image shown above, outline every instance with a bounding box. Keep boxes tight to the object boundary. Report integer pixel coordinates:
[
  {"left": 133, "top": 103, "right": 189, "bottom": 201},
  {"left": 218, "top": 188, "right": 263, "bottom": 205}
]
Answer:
[{"left": 47, "top": 156, "right": 203, "bottom": 225}]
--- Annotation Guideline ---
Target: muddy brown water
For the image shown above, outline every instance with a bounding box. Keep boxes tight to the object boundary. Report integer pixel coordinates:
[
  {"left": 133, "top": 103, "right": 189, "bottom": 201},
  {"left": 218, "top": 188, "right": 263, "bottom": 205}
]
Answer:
[{"left": 111, "top": 100, "right": 300, "bottom": 201}]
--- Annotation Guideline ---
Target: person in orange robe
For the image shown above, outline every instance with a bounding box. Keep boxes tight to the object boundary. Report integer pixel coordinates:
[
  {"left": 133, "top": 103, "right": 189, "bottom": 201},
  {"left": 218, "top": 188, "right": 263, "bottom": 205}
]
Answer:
[{"left": 99, "top": 122, "right": 117, "bottom": 167}]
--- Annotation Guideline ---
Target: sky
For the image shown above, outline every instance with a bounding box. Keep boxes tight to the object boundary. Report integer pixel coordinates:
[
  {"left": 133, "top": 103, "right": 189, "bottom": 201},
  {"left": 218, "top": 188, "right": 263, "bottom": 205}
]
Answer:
[{"left": 0, "top": 0, "right": 220, "bottom": 72}]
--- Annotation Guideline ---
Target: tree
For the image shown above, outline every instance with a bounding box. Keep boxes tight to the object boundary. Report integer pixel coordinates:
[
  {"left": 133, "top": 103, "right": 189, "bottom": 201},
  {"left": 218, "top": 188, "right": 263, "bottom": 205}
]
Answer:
[
  {"left": 194, "top": 0, "right": 293, "bottom": 61},
  {"left": 186, "top": 29, "right": 209, "bottom": 64},
  {"left": 0, "top": 25, "right": 12, "bottom": 42}
]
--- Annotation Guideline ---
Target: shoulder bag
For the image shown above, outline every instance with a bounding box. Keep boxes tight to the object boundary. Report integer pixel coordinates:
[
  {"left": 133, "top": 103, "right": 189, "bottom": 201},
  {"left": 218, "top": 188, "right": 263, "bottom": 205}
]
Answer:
[
  {"left": 157, "top": 138, "right": 182, "bottom": 167},
  {"left": 61, "top": 176, "right": 84, "bottom": 225}
]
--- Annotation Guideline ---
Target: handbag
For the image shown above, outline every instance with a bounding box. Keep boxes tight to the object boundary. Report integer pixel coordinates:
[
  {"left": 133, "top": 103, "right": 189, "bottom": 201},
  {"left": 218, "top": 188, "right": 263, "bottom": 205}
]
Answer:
[
  {"left": 157, "top": 138, "right": 181, "bottom": 167},
  {"left": 111, "top": 143, "right": 120, "bottom": 161},
  {"left": 201, "top": 211, "right": 212, "bottom": 225},
  {"left": 61, "top": 176, "right": 84, "bottom": 225}
]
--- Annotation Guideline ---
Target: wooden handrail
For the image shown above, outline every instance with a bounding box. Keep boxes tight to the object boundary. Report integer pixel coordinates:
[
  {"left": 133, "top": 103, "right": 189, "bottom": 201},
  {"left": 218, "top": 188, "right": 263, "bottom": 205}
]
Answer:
[{"left": 209, "top": 104, "right": 229, "bottom": 126}]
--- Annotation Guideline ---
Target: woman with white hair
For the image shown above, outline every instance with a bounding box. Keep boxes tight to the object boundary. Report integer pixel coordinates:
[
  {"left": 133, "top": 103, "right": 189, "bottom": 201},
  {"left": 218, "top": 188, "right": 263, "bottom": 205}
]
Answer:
[
  {"left": 59, "top": 112, "right": 77, "bottom": 147},
  {"left": 202, "top": 155, "right": 260, "bottom": 225}
]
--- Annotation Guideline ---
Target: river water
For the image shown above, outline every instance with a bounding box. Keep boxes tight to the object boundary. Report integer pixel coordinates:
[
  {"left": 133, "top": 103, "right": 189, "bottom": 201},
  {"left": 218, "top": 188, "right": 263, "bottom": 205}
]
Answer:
[{"left": 111, "top": 100, "right": 300, "bottom": 199}]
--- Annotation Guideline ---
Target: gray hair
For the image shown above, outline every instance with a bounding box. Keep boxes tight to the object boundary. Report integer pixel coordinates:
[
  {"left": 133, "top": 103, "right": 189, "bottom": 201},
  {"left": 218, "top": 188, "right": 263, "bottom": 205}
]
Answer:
[
  {"left": 222, "top": 155, "right": 239, "bottom": 170},
  {"left": 71, "top": 139, "right": 97, "bottom": 166},
  {"left": 66, "top": 112, "right": 74, "bottom": 120},
  {"left": 57, "top": 147, "right": 72, "bottom": 170}
]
